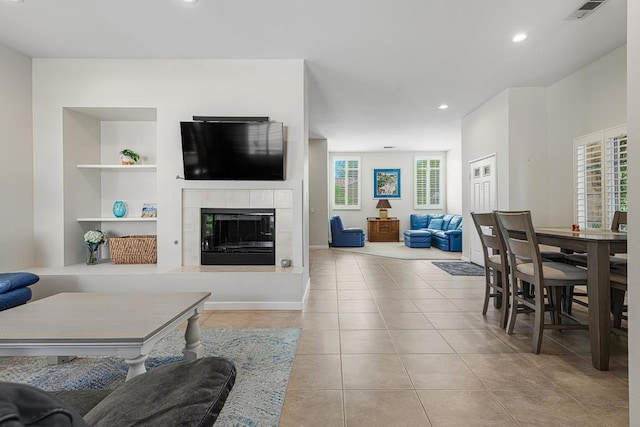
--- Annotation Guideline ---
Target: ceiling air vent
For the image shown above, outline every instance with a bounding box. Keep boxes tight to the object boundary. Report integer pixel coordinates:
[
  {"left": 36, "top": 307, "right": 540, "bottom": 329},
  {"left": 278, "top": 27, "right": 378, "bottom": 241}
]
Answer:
[{"left": 565, "top": 0, "right": 609, "bottom": 20}]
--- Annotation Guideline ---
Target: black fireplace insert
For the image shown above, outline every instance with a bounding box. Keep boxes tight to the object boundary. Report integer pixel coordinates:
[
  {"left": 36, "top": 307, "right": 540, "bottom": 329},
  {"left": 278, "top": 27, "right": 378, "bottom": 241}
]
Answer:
[{"left": 201, "top": 208, "right": 275, "bottom": 265}]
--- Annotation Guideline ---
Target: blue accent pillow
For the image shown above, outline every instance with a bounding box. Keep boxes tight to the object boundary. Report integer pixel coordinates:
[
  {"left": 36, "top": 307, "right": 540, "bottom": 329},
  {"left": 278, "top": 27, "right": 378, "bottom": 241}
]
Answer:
[
  {"left": 448, "top": 215, "right": 463, "bottom": 230},
  {"left": 428, "top": 219, "right": 445, "bottom": 230},
  {"left": 0, "top": 272, "right": 40, "bottom": 293},
  {"left": 410, "top": 214, "right": 430, "bottom": 230}
]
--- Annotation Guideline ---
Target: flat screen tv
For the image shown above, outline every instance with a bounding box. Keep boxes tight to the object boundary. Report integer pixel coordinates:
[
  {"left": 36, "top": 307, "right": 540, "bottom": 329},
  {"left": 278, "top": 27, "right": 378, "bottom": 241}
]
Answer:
[{"left": 180, "top": 121, "right": 286, "bottom": 180}]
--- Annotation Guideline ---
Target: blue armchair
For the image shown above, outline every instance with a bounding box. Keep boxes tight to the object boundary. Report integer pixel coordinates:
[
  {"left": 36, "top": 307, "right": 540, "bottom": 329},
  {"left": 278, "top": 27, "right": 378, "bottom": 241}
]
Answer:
[{"left": 330, "top": 216, "right": 365, "bottom": 247}]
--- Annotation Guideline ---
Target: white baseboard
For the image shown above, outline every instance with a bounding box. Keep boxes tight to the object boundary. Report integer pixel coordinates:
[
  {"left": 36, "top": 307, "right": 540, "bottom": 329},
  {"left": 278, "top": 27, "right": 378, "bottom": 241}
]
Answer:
[
  {"left": 460, "top": 255, "right": 470, "bottom": 262},
  {"left": 204, "top": 301, "right": 303, "bottom": 311},
  {"left": 309, "top": 244, "right": 329, "bottom": 249},
  {"left": 302, "top": 276, "right": 311, "bottom": 304}
]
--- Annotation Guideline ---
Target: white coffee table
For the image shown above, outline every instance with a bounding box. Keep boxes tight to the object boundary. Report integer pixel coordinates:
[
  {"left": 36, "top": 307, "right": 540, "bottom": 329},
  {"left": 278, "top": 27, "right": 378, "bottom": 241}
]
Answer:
[{"left": 0, "top": 292, "right": 210, "bottom": 380}]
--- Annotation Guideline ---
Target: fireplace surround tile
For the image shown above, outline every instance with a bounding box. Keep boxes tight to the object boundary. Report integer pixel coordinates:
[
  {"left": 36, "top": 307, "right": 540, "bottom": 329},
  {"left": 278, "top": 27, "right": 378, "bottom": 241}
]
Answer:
[
  {"left": 225, "top": 190, "right": 251, "bottom": 208},
  {"left": 250, "top": 190, "right": 275, "bottom": 208},
  {"left": 182, "top": 189, "right": 294, "bottom": 267},
  {"left": 275, "top": 190, "right": 293, "bottom": 208}
]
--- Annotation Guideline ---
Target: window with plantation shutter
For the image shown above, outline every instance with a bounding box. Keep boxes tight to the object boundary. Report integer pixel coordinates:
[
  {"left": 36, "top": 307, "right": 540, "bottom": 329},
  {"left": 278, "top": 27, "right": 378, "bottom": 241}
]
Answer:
[
  {"left": 604, "top": 129, "right": 627, "bottom": 228},
  {"left": 331, "top": 156, "right": 361, "bottom": 210},
  {"left": 573, "top": 126, "right": 627, "bottom": 230},
  {"left": 414, "top": 155, "right": 444, "bottom": 209}
]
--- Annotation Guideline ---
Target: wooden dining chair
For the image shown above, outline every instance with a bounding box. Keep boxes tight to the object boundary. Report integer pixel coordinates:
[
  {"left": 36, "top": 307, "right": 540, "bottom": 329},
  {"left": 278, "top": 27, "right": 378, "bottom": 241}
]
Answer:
[
  {"left": 610, "top": 267, "right": 627, "bottom": 330},
  {"left": 471, "top": 212, "right": 510, "bottom": 329},
  {"left": 494, "top": 211, "right": 589, "bottom": 353}
]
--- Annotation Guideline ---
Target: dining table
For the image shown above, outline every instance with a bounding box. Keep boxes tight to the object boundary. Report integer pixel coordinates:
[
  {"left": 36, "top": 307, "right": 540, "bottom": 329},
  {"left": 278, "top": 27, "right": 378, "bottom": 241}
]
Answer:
[{"left": 534, "top": 227, "right": 627, "bottom": 370}]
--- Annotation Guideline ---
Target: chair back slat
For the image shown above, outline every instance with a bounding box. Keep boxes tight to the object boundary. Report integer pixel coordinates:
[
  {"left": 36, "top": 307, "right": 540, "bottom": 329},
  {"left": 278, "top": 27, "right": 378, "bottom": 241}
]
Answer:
[
  {"left": 471, "top": 212, "right": 507, "bottom": 265},
  {"left": 495, "top": 211, "right": 544, "bottom": 280}
]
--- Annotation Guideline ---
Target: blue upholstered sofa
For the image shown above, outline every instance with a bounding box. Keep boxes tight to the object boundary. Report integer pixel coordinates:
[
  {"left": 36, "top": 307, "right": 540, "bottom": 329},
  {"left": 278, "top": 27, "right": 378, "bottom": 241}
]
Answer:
[
  {"left": 407, "top": 214, "right": 463, "bottom": 251},
  {"left": 330, "top": 216, "right": 365, "bottom": 247},
  {"left": 0, "top": 272, "right": 39, "bottom": 311}
]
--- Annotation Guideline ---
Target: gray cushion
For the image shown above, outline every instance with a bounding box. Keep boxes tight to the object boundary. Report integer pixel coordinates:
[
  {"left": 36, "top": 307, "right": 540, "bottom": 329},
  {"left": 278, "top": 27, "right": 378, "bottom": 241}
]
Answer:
[
  {"left": 52, "top": 390, "right": 113, "bottom": 417},
  {"left": 0, "top": 382, "right": 89, "bottom": 427},
  {"left": 516, "top": 262, "right": 587, "bottom": 282},
  {"left": 84, "top": 357, "right": 236, "bottom": 427}
]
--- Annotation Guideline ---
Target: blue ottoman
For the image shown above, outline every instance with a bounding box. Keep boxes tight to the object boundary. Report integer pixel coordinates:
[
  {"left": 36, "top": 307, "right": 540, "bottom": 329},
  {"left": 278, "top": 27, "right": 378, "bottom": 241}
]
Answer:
[{"left": 403, "top": 230, "right": 432, "bottom": 248}]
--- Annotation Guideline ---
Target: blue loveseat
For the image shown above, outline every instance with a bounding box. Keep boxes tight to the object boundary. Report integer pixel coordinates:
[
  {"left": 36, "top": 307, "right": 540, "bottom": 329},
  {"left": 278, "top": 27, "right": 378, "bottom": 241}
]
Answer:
[{"left": 407, "top": 214, "right": 463, "bottom": 252}]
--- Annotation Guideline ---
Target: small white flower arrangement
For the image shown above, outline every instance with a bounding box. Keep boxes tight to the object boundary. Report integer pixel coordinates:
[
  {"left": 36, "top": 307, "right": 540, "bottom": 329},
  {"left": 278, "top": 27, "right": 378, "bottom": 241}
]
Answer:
[
  {"left": 84, "top": 230, "right": 107, "bottom": 250},
  {"left": 84, "top": 229, "right": 107, "bottom": 265}
]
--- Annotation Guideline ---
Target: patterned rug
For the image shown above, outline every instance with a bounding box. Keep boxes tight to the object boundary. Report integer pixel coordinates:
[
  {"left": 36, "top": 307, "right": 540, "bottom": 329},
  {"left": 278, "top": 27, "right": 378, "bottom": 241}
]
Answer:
[
  {"left": 432, "top": 261, "right": 485, "bottom": 276},
  {"left": 0, "top": 328, "right": 301, "bottom": 427}
]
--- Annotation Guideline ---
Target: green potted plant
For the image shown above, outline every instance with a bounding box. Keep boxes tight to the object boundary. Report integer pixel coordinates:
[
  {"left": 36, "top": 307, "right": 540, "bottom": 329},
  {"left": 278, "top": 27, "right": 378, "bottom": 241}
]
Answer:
[{"left": 119, "top": 149, "right": 141, "bottom": 165}]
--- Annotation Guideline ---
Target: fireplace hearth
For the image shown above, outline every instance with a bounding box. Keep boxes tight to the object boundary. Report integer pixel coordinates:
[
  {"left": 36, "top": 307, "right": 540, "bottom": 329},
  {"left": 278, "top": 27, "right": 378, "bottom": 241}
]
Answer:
[{"left": 201, "top": 208, "right": 275, "bottom": 265}]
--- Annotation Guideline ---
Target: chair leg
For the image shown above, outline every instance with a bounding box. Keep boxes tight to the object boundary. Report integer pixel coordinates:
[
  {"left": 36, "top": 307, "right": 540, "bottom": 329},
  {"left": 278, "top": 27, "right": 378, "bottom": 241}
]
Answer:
[
  {"left": 532, "top": 284, "right": 545, "bottom": 354},
  {"left": 499, "top": 272, "right": 509, "bottom": 330},
  {"left": 563, "top": 286, "right": 574, "bottom": 314},
  {"left": 549, "top": 286, "right": 563, "bottom": 326},
  {"left": 506, "top": 278, "right": 519, "bottom": 334},
  {"left": 494, "top": 270, "right": 503, "bottom": 309},
  {"left": 611, "top": 288, "right": 626, "bottom": 329},
  {"left": 482, "top": 268, "right": 491, "bottom": 316}
]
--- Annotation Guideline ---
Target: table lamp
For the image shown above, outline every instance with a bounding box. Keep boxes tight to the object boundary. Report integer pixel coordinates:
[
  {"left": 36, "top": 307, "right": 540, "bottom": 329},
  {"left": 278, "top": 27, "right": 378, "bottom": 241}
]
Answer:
[{"left": 376, "top": 199, "right": 391, "bottom": 219}]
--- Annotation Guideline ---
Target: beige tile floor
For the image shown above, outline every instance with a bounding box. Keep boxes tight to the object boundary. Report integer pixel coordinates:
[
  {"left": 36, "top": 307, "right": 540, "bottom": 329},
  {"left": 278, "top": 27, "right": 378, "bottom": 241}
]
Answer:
[{"left": 200, "top": 249, "right": 629, "bottom": 426}]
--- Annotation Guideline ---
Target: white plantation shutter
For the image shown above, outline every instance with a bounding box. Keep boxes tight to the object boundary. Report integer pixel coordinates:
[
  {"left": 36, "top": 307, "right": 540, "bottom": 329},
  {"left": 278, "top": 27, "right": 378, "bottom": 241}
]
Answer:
[
  {"left": 429, "top": 159, "right": 441, "bottom": 206},
  {"left": 604, "top": 130, "right": 628, "bottom": 227},
  {"left": 575, "top": 136, "right": 603, "bottom": 229},
  {"left": 414, "top": 155, "right": 444, "bottom": 209},
  {"left": 574, "top": 126, "right": 627, "bottom": 230},
  {"left": 332, "top": 156, "right": 361, "bottom": 209}
]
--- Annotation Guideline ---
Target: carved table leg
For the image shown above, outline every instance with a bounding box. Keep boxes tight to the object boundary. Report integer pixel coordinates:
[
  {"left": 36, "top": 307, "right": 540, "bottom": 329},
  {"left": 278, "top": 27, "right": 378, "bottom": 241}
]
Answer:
[
  {"left": 124, "top": 353, "right": 149, "bottom": 381},
  {"left": 183, "top": 310, "right": 204, "bottom": 360}
]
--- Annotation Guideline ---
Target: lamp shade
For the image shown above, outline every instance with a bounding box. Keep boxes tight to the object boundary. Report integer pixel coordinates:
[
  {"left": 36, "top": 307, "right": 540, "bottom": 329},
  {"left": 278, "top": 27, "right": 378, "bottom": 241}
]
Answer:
[{"left": 376, "top": 199, "right": 391, "bottom": 209}]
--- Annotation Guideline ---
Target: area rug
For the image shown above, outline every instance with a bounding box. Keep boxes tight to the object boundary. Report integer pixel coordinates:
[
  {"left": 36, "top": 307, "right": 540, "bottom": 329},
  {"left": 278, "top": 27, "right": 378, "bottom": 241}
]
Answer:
[
  {"left": 0, "top": 328, "right": 301, "bottom": 427},
  {"left": 432, "top": 261, "right": 485, "bottom": 276},
  {"left": 333, "top": 241, "right": 461, "bottom": 260}
]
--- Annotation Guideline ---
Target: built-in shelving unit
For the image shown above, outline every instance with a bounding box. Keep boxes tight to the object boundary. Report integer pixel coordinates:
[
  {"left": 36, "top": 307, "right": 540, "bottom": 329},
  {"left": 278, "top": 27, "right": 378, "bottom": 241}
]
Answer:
[{"left": 63, "top": 106, "right": 158, "bottom": 266}]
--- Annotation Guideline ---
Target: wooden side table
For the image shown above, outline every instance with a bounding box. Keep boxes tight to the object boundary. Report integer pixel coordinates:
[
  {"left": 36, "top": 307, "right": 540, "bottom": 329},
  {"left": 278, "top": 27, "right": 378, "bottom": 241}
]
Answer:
[{"left": 367, "top": 217, "right": 400, "bottom": 242}]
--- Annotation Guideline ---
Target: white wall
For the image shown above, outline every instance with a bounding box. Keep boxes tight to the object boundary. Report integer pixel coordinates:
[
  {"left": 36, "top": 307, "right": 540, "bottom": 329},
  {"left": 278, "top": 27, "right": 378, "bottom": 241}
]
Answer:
[
  {"left": 461, "top": 89, "right": 510, "bottom": 258},
  {"left": 446, "top": 144, "right": 463, "bottom": 214},
  {"left": 508, "top": 87, "right": 549, "bottom": 224},
  {"left": 546, "top": 45, "right": 627, "bottom": 226},
  {"left": 32, "top": 59, "right": 307, "bottom": 271},
  {"left": 309, "top": 139, "right": 329, "bottom": 247},
  {"left": 626, "top": 1, "right": 639, "bottom": 421},
  {"left": 0, "top": 43, "right": 34, "bottom": 271},
  {"left": 329, "top": 150, "right": 450, "bottom": 236}
]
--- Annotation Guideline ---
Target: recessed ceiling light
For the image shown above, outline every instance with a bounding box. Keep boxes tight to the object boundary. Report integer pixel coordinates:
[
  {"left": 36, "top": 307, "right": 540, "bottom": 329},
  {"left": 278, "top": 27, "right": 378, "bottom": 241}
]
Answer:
[
  {"left": 438, "top": 104, "right": 449, "bottom": 110},
  {"left": 183, "top": 0, "right": 198, "bottom": 3},
  {"left": 512, "top": 33, "right": 528, "bottom": 43},
  {"left": 5, "top": 0, "right": 24, "bottom": 2}
]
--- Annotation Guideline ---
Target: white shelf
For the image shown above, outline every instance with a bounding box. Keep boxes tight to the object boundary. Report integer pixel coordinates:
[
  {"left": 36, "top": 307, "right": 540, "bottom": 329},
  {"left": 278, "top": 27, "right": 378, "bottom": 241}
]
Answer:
[
  {"left": 77, "top": 164, "right": 157, "bottom": 171},
  {"left": 77, "top": 217, "right": 157, "bottom": 222}
]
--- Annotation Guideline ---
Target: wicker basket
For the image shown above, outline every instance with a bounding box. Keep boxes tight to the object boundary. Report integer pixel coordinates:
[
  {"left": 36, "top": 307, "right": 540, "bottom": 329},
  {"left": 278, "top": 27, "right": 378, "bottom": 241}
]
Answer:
[{"left": 109, "top": 235, "right": 157, "bottom": 264}]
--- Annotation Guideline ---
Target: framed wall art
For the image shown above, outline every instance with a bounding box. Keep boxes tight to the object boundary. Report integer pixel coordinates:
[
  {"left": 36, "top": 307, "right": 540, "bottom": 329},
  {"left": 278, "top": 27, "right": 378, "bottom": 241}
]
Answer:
[{"left": 373, "top": 168, "right": 401, "bottom": 198}]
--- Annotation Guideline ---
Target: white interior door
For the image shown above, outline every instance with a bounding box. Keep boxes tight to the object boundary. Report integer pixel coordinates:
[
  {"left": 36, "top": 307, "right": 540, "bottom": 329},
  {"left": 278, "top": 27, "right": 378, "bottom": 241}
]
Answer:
[{"left": 469, "top": 155, "right": 497, "bottom": 265}]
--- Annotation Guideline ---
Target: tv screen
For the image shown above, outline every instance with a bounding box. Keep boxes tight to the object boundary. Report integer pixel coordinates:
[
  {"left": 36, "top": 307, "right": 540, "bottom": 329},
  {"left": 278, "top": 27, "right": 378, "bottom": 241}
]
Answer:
[{"left": 180, "top": 121, "right": 286, "bottom": 180}]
